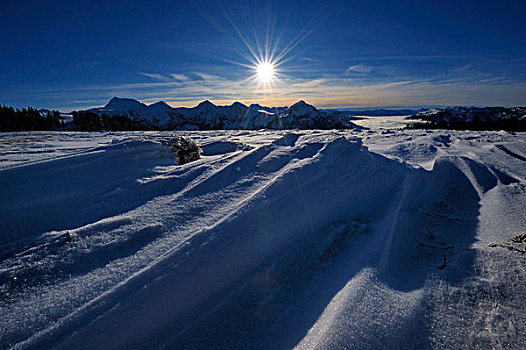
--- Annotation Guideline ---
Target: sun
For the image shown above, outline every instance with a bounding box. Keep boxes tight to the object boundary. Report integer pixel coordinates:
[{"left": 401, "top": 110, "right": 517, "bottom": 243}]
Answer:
[{"left": 256, "top": 61, "right": 275, "bottom": 83}]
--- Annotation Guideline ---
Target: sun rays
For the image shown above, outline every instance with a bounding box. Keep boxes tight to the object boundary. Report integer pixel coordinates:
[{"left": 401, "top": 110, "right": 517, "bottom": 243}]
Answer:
[
  {"left": 173, "top": 1, "right": 325, "bottom": 107},
  {"left": 201, "top": 1, "right": 324, "bottom": 105}
]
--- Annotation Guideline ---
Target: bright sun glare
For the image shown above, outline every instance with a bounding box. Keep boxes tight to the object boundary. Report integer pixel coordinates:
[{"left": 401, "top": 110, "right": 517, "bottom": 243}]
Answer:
[{"left": 257, "top": 61, "right": 275, "bottom": 83}]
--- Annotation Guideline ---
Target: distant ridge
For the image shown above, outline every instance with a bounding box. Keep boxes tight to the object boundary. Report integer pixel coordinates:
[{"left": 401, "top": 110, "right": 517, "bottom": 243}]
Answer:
[
  {"left": 85, "top": 97, "right": 359, "bottom": 130},
  {"left": 406, "top": 106, "right": 526, "bottom": 131}
]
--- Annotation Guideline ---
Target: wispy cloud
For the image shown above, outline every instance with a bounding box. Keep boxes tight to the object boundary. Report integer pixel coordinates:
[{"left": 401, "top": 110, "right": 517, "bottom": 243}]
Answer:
[
  {"left": 139, "top": 72, "right": 171, "bottom": 82},
  {"left": 451, "top": 64, "right": 472, "bottom": 73},
  {"left": 300, "top": 57, "right": 320, "bottom": 63},
  {"left": 170, "top": 74, "right": 189, "bottom": 81},
  {"left": 344, "top": 64, "right": 375, "bottom": 74},
  {"left": 192, "top": 72, "right": 223, "bottom": 80}
]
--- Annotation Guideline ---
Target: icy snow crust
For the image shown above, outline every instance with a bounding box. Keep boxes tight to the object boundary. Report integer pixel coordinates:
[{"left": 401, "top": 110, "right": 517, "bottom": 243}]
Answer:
[{"left": 0, "top": 130, "right": 525, "bottom": 349}]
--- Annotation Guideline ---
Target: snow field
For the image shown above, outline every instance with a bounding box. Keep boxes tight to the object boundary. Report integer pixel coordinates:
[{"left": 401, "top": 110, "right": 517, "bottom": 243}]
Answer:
[{"left": 0, "top": 129, "right": 525, "bottom": 349}]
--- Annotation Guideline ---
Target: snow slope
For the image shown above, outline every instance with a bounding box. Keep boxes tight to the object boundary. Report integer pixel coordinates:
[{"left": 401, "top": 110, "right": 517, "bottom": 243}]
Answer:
[{"left": 0, "top": 129, "right": 525, "bottom": 349}]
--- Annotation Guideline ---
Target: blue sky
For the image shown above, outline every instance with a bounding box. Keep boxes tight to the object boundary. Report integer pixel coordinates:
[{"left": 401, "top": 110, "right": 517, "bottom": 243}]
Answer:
[{"left": 1, "top": 0, "right": 525, "bottom": 110}]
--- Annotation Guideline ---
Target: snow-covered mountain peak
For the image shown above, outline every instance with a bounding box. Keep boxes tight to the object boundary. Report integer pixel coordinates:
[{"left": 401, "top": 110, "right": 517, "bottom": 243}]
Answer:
[
  {"left": 149, "top": 101, "right": 173, "bottom": 112},
  {"left": 105, "top": 97, "right": 146, "bottom": 111},
  {"left": 230, "top": 102, "right": 247, "bottom": 108},
  {"left": 287, "top": 100, "right": 318, "bottom": 116},
  {"left": 150, "top": 101, "right": 170, "bottom": 107},
  {"left": 197, "top": 100, "right": 216, "bottom": 108}
]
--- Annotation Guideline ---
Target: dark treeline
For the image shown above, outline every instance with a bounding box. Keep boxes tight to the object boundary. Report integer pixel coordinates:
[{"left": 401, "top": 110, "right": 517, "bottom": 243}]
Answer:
[
  {"left": 0, "top": 105, "right": 64, "bottom": 131},
  {"left": 0, "top": 104, "right": 159, "bottom": 132}
]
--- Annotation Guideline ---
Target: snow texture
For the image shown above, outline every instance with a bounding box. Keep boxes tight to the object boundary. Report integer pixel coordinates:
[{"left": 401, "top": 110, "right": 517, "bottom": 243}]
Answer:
[{"left": 0, "top": 127, "right": 525, "bottom": 349}]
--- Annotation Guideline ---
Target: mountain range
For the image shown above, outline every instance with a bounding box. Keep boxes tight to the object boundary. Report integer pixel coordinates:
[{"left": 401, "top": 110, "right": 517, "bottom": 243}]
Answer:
[
  {"left": 406, "top": 106, "right": 526, "bottom": 131},
  {"left": 85, "top": 97, "right": 358, "bottom": 130}
]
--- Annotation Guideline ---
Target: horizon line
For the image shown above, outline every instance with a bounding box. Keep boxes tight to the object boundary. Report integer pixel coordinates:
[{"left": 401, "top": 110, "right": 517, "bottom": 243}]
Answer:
[{"left": 18, "top": 97, "right": 524, "bottom": 113}]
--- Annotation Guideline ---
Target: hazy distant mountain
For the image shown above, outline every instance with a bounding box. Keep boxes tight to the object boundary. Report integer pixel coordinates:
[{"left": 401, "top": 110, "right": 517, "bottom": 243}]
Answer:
[{"left": 86, "top": 97, "right": 358, "bottom": 130}]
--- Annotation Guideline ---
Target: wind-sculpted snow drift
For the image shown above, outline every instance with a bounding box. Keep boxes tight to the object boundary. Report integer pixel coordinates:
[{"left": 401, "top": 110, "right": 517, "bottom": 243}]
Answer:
[{"left": 0, "top": 130, "right": 525, "bottom": 349}]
